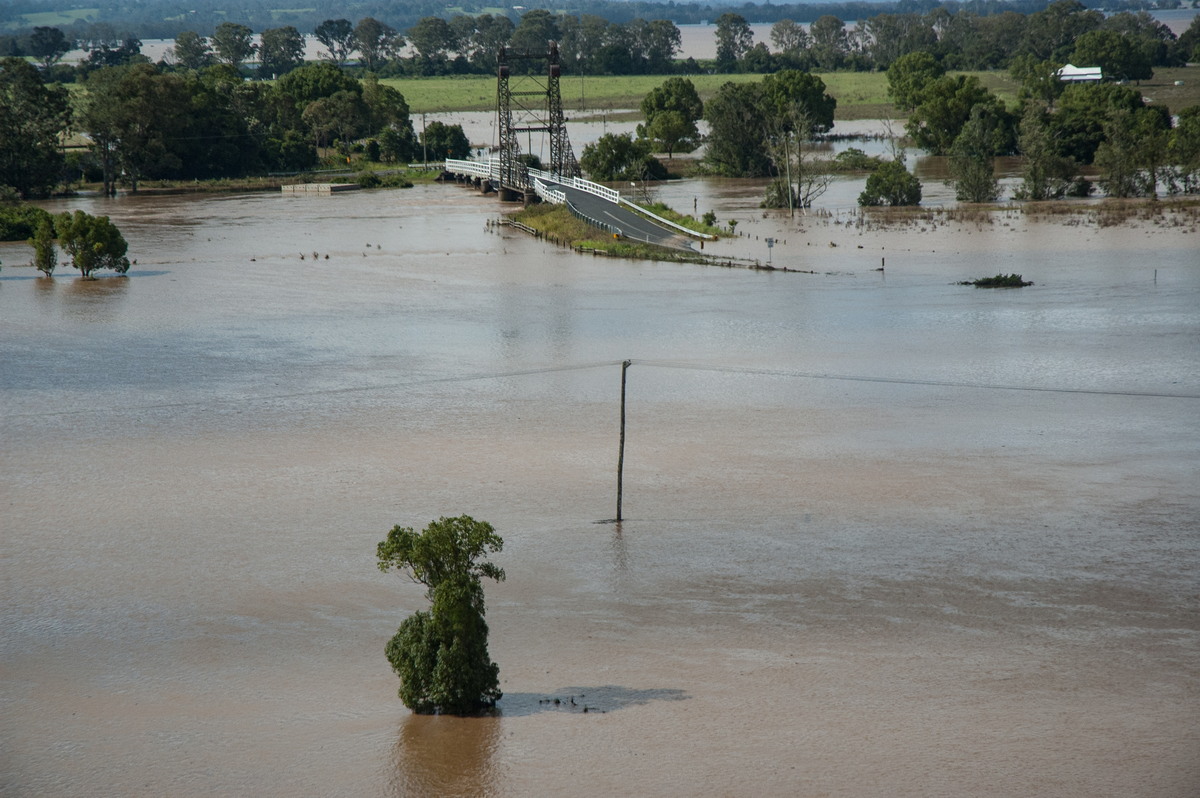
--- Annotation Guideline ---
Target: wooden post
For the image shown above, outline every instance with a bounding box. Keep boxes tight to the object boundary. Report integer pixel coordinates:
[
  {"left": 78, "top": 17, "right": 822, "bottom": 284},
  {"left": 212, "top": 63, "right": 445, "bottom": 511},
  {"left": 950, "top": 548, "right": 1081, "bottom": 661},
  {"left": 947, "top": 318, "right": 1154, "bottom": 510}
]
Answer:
[{"left": 617, "top": 359, "right": 631, "bottom": 522}]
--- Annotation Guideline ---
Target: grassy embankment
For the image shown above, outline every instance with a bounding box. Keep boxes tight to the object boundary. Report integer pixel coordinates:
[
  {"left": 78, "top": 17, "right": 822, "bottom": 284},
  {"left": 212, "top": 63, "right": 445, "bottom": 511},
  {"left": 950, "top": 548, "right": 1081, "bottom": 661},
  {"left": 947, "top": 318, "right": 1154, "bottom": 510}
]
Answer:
[{"left": 507, "top": 202, "right": 731, "bottom": 265}]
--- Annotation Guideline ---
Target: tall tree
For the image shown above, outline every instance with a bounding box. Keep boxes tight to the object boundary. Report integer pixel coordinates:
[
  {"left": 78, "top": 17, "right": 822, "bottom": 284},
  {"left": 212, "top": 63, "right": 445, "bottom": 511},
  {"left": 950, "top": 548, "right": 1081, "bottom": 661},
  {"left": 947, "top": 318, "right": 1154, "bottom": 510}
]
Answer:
[
  {"left": 770, "top": 19, "right": 810, "bottom": 57},
  {"left": 1050, "top": 82, "right": 1145, "bottom": 164},
  {"left": 172, "top": 31, "right": 213, "bottom": 71},
  {"left": 760, "top": 70, "right": 837, "bottom": 135},
  {"left": 887, "top": 51, "right": 945, "bottom": 112},
  {"left": 353, "top": 17, "right": 402, "bottom": 72},
  {"left": 1167, "top": 106, "right": 1200, "bottom": 194},
  {"left": 638, "top": 76, "right": 703, "bottom": 155},
  {"left": 859, "top": 159, "right": 922, "bottom": 206},
  {"left": 361, "top": 72, "right": 412, "bottom": 135},
  {"left": 408, "top": 16, "right": 456, "bottom": 64},
  {"left": 509, "top": 10, "right": 559, "bottom": 58},
  {"left": 258, "top": 26, "right": 306, "bottom": 77},
  {"left": 80, "top": 64, "right": 190, "bottom": 193},
  {"left": 466, "top": 14, "right": 513, "bottom": 71},
  {"left": 302, "top": 90, "right": 367, "bottom": 151},
  {"left": 1095, "top": 106, "right": 1171, "bottom": 198},
  {"left": 1014, "top": 102, "right": 1078, "bottom": 200},
  {"left": 55, "top": 210, "right": 130, "bottom": 277},
  {"left": 28, "top": 27, "right": 70, "bottom": 70},
  {"left": 212, "top": 22, "right": 255, "bottom": 70},
  {"left": 271, "top": 60, "right": 361, "bottom": 131},
  {"left": 948, "top": 106, "right": 1002, "bottom": 203},
  {"left": 809, "top": 15, "right": 848, "bottom": 70},
  {"left": 703, "top": 81, "right": 770, "bottom": 176},
  {"left": 763, "top": 109, "right": 832, "bottom": 213},
  {"left": 1009, "top": 54, "right": 1066, "bottom": 108},
  {"left": 377, "top": 516, "right": 505, "bottom": 716},
  {"left": 907, "top": 75, "right": 1011, "bottom": 156},
  {"left": 714, "top": 13, "right": 752, "bottom": 72},
  {"left": 314, "top": 19, "right": 355, "bottom": 66},
  {"left": 865, "top": 13, "right": 936, "bottom": 70},
  {"left": 1071, "top": 29, "right": 1152, "bottom": 83},
  {"left": 421, "top": 121, "right": 471, "bottom": 160},
  {"left": 640, "top": 19, "right": 681, "bottom": 74},
  {"left": 0, "top": 58, "right": 71, "bottom": 198},
  {"left": 30, "top": 215, "right": 56, "bottom": 275},
  {"left": 1018, "top": 0, "right": 1102, "bottom": 62},
  {"left": 580, "top": 132, "right": 665, "bottom": 181}
]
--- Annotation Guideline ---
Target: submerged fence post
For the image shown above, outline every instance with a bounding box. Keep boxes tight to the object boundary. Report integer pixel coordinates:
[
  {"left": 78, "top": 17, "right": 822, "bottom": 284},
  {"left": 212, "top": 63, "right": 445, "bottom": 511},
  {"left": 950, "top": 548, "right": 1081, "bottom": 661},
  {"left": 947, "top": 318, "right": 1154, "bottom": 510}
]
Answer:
[{"left": 617, "top": 359, "right": 631, "bottom": 522}]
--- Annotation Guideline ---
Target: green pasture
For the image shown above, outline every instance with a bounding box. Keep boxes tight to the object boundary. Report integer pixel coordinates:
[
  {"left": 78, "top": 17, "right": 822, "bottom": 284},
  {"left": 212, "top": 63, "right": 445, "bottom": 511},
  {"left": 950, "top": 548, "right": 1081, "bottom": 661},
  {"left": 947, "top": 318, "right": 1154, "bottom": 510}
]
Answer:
[
  {"left": 379, "top": 67, "right": 1200, "bottom": 120},
  {"left": 381, "top": 70, "right": 1028, "bottom": 120}
]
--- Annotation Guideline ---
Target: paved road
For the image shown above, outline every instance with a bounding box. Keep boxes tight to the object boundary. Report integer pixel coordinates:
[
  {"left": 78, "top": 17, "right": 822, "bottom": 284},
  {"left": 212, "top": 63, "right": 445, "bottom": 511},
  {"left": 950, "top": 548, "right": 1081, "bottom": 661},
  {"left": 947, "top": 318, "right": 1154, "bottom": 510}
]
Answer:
[{"left": 541, "top": 179, "right": 692, "bottom": 250}]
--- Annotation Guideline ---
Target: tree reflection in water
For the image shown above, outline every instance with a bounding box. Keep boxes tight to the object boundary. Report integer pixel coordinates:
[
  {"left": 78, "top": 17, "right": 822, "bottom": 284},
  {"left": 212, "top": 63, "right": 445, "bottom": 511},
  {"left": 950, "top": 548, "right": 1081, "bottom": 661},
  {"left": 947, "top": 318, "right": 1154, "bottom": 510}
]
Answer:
[{"left": 389, "top": 713, "right": 503, "bottom": 798}]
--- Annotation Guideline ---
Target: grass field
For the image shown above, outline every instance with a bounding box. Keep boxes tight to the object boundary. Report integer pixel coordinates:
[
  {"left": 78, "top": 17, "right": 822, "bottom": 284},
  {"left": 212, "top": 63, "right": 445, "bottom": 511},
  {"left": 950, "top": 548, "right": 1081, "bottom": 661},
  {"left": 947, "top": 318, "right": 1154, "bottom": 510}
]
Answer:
[
  {"left": 382, "top": 65, "right": 1200, "bottom": 120},
  {"left": 381, "top": 70, "right": 985, "bottom": 120},
  {"left": 12, "top": 8, "right": 98, "bottom": 29},
  {"left": 379, "top": 70, "right": 989, "bottom": 119}
]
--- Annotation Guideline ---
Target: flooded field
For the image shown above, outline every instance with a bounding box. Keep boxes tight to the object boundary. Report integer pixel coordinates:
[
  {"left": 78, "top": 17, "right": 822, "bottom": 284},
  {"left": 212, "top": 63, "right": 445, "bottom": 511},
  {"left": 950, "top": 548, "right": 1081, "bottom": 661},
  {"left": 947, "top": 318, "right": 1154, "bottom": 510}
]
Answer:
[{"left": 1, "top": 182, "right": 1198, "bottom": 797}]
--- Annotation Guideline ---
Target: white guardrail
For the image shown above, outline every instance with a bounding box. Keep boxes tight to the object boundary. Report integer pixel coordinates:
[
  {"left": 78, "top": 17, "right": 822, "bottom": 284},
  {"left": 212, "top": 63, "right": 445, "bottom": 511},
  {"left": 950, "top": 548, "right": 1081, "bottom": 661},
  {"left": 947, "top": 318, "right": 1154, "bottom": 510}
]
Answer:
[
  {"left": 444, "top": 158, "right": 498, "bottom": 180},
  {"left": 531, "top": 178, "right": 566, "bottom": 205},
  {"left": 617, "top": 197, "right": 718, "bottom": 241}
]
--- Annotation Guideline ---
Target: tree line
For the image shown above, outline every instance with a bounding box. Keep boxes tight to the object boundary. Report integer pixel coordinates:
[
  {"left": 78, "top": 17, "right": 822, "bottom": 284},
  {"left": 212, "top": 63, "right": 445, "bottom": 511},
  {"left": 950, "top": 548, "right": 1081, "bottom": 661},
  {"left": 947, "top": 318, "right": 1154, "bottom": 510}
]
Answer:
[
  {"left": 6, "top": 2, "right": 1198, "bottom": 83},
  {"left": 0, "top": 54, "right": 483, "bottom": 199},
  {"left": 0, "top": 0, "right": 1181, "bottom": 42},
  {"left": 709, "top": 2, "right": 1197, "bottom": 75},
  {"left": 581, "top": 59, "right": 1200, "bottom": 211}
]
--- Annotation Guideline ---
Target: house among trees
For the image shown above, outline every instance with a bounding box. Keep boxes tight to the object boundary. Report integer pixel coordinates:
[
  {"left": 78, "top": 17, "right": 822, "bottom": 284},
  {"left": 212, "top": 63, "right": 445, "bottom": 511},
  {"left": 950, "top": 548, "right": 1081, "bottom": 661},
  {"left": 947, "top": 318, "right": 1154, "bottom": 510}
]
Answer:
[{"left": 1057, "top": 64, "right": 1104, "bottom": 83}]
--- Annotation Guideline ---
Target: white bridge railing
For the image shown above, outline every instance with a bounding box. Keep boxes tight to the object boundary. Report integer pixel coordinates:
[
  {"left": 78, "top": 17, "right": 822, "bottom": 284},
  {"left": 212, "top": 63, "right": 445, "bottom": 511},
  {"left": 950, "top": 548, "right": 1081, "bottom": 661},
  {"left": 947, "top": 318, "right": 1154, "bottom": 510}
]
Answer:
[
  {"left": 444, "top": 158, "right": 499, "bottom": 181},
  {"left": 527, "top": 167, "right": 622, "bottom": 204}
]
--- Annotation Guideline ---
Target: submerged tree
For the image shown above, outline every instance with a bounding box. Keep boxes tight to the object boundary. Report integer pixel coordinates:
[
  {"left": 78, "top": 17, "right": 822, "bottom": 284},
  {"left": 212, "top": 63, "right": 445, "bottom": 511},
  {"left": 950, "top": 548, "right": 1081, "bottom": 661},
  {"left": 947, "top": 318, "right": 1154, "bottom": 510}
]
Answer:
[
  {"left": 1014, "top": 102, "right": 1079, "bottom": 200},
  {"left": 581, "top": 133, "right": 667, "bottom": 181},
  {"left": 859, "top": 159, "right": 922, "bottom": 207},
  {"left": 948, "top": 105, "right": 1005, "bottom": 203},
  {"left": 55, "top": 210, "right": 130, "bottom": 277},
  {"left": 762, "top": 109, "right": 832, "bottom": 214},
  {"left": 377, "top": 515, "right": 505, "bottom": 715},
  {"left": 30, "top": 215, "right": 56, "bottom": 275}
]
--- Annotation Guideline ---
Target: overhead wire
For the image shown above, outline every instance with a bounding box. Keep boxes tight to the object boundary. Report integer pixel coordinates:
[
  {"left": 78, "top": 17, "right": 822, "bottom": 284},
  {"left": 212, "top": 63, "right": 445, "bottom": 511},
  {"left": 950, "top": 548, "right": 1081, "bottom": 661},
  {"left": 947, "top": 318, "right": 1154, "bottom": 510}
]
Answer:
[{"left": 9, "top": 357, "right": 1197, "bottom": 421}]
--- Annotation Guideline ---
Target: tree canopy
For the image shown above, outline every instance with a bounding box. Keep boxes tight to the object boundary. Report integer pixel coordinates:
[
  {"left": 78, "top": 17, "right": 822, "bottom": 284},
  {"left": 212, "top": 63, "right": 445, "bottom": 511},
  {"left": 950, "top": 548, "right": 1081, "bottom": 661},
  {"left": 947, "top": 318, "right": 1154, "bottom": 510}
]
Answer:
[
  {"left": 377, "top": 515, "right": 505, "bottom": 715},
  {"left": 0, "top": 58, "right": 71, "bottom": 199},
  {"left": 638, "top": 77, "right": 703, "bottom": 157},
  {"left": 859, "top": 160, "right": 923, "bottom": 206},
  {"left": 580, "top": 133, "right": 667, "bottom": 181}
]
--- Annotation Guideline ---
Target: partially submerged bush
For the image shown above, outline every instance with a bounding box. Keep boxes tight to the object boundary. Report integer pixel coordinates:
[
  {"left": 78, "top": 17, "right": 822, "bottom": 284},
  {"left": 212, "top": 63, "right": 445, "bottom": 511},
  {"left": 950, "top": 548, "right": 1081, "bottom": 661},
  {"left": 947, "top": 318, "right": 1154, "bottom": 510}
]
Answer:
[{"left": 959, "top": 273, "right": 1033, "bottom": 287}]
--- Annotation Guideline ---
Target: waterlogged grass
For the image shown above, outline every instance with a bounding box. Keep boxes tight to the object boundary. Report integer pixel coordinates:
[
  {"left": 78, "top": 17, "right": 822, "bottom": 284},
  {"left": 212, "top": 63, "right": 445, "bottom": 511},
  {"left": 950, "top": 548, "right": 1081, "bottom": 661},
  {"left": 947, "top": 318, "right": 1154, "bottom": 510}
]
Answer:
[
  {"left": 511, "top": 203, "right": 713, "bottom": 263},
  {"left": 636, "top": 201, "right": 725, "bottom": 236}
]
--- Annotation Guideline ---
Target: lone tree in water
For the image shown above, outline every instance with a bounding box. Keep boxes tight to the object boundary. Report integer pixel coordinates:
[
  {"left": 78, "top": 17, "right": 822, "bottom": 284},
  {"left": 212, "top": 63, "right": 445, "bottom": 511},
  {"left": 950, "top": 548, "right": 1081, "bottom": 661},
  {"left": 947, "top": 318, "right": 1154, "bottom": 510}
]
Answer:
[{"left": 376, "top": 515, "right": 504, "bottom": 715}]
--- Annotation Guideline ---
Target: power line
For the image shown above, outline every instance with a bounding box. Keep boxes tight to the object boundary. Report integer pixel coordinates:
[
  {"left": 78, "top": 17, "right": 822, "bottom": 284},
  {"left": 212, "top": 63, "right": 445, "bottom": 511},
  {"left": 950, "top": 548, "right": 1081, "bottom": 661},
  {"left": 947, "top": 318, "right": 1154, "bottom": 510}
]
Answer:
[
  {"left": 630, "top": 359, "right": 1200, "bottom": 400},
  {"left": 8, "top": 357, "right": 1197, "bottom": 421}
]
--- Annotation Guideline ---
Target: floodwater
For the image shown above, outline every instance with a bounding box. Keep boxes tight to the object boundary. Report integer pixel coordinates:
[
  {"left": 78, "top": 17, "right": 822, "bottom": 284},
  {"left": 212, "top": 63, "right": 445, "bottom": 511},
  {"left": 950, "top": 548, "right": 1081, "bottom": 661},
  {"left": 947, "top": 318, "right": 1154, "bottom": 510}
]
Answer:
[{"left": 1, "top": 182, "right": 1198, "bottom": 797}]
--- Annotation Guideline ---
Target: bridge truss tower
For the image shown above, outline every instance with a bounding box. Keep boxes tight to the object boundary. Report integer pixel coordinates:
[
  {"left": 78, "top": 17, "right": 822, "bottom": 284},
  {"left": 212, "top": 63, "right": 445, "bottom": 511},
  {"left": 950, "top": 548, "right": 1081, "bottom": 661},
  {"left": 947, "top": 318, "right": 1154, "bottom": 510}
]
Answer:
[{"left": 496, "top": 41, "right": 581, "bottom": 198}]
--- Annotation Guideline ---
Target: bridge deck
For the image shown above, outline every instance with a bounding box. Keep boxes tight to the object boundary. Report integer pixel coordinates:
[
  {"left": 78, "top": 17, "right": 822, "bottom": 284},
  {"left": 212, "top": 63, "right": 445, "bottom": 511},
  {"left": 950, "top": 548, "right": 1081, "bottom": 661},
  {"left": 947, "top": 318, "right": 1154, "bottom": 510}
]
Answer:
[{"left": 443, "top": 158, "right": 711, "bottom": 251}]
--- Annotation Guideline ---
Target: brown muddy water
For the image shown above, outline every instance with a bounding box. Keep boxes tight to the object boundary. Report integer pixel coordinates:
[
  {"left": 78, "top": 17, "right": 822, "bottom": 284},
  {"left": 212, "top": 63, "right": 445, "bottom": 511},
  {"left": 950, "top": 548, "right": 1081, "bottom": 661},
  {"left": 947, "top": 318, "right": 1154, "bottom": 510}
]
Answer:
[{"left": 2, "top": 184, "right": 1198, "bottom": 797}]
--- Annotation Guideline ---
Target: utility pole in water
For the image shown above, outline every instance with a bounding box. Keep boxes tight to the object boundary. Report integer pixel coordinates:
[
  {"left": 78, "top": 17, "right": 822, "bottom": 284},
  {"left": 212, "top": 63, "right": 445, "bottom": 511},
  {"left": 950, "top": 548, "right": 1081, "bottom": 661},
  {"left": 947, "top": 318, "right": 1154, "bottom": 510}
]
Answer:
[{"left": 616, "top": 359, "right": 631, "bottom": 521}]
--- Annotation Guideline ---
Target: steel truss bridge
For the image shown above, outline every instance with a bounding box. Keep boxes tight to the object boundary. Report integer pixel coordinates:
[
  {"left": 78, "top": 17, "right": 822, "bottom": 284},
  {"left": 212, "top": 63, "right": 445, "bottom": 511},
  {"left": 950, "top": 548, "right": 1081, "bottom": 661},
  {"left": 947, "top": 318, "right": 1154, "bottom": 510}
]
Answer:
[{"left": 441, "top": 41, "right": 715, "bottom": 249}]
